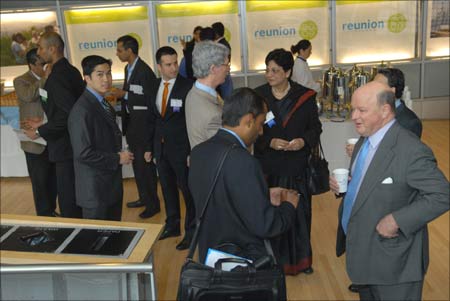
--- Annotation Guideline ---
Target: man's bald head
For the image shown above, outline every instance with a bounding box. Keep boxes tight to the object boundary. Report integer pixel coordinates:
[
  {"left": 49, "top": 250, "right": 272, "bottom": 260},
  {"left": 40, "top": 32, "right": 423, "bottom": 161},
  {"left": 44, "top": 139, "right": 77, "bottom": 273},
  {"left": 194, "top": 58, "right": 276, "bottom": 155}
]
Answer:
[
  {"left": 40, "top": 32, "right": 64, "bottom": 53},
  {"left": 351, "top": 81, "right": 396, "bottom": 137}
]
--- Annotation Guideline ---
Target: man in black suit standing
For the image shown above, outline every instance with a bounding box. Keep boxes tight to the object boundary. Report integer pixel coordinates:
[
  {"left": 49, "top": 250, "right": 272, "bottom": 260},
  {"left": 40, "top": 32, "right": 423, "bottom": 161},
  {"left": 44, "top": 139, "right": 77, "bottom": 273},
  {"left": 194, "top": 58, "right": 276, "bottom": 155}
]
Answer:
[
  {"left": 68, "top": 55, "right": 134, "bottom": 221},
  {"left": 25, "top": 32, "right": 83, "bottom": 218},
  {"left": 149, "top": 46, "right": 195, "bottom": 250},
  {"left": 113, "top": 35, "right": 159, "bottom": 218},
  {"left": 211, "top": 22, "right": 233, "bottom": 98}
]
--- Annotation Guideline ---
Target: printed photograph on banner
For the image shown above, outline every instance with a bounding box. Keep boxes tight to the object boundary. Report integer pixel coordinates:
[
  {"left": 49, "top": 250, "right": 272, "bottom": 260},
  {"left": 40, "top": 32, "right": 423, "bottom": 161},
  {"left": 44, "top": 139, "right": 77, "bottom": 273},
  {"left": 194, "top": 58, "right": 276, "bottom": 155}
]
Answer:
[
  {"left": 430, "top": 0, "right": 449, "bottom": 38},
  {"left": 156, "top": 1, "right": 241, "bottom": 72},
  {"left": 245, "top": 1, "right": 329, "bottom": 70},
  {"left": 0, "top": 11, "right": 58, "bottom": 67},
  {"left": 64, "top": 6, "right": 153, "bottom": 81}
]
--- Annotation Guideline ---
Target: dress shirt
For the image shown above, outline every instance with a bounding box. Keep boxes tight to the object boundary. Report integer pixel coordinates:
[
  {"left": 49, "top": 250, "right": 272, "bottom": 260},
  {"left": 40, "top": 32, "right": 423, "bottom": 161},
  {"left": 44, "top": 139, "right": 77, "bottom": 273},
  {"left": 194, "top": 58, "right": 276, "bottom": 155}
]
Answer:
[
  {"left": 395, "top": 99, "right": 401, "bottom": 108},
  {"left": 124, "top": 56, "right": 140, "bottom": 100},
  {"left": 195, "top": 80, "right": 217, "bottom": 98},
  {"left": 156, "top": 78, "right": 176, "bottom": 114},
  {"left": 30, "top": 70, "right": 41, "bottom": 81},
  {"left": 86, "top": 87, "right": 104, "bottom": 104},
  {"left": 351, "top": 119, "right": 396, "bottom": 197}
]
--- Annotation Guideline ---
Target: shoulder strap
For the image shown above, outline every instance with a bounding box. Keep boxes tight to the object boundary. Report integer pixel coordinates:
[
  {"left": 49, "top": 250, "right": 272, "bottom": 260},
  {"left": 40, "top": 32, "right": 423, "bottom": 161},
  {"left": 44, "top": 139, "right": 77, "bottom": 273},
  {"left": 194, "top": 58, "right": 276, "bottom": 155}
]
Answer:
[
  {"left": 187, "top": 144, "right": 237, "bottom": 260},
  {"left": 282, "top": 89, "right": 316, "bottom": 128}
]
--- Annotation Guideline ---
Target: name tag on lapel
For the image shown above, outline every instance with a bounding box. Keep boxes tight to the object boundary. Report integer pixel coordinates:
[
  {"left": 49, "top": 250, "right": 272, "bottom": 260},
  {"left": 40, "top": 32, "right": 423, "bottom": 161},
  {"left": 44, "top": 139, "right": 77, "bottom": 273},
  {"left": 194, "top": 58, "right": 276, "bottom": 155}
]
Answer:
[
  {"left": 39, "top": 88, "right": 48, "bottom": 102},
  {"left": 171, "top": 98, "right": 182, "bottom": 112},
  {"left": 133, "top": 106, "right": 147, "bottom": 110},
  {"left": 129, "top": 84, "right": 143, "bottom": 95},
  {"left": 265, "top": 111, "right": 276, "bottom": 128}
]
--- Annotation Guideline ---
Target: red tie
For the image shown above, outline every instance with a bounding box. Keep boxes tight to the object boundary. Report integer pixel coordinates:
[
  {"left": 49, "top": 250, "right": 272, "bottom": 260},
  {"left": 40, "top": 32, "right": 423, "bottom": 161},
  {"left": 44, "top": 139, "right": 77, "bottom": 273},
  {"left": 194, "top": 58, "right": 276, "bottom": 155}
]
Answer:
[{"left": 161, "top": 82, "right": 169, "bottom": 117}]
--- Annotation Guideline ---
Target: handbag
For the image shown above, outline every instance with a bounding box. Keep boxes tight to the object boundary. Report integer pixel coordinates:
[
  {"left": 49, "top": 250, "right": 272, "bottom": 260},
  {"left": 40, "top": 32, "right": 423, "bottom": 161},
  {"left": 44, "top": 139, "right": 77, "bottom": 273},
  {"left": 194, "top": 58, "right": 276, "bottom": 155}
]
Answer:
[
  {"left": 177, "top": 144, "right": 286, "bottom": 301},
  {"left": 307, "top": 139, "right": 330, "bottom": 195}
]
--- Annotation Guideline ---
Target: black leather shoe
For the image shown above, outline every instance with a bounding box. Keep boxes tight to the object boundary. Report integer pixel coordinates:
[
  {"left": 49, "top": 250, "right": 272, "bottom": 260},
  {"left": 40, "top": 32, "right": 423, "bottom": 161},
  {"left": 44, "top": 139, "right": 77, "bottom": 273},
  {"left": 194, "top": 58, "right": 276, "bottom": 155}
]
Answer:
[
  {"left": 348, "top": 284, "right": 361, "bottom": 293},
  {"left": 302, "top": 267, "right": 314, "bottom": 274},
  {"left": 158, "top": 226, "right": 181, "bottom": 240},
  {"left": 127, "top": 200, "right": 146, "bottom": 208},
  {"left": 176, "top": 236, "right": 192, "bottom": 250},
  {"left": 139, "top": 207, "right": 160, "bottom": 219}
]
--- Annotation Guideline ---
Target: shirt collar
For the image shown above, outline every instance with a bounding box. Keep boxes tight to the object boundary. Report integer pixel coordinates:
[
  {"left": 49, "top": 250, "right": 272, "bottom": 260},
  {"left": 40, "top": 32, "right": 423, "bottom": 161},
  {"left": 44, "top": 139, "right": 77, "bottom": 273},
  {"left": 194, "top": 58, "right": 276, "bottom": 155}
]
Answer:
[
  {"left": 128, "top": 56, "right": 139, "bottom": 72},
  {"left": 161, "top": 77, "right": 176, "bottom": 86},
  {"left": 220, "top": 128, "right": 246, "bottom": 148},
  {"left": 395, "top": 98, "right": 401, "bottom": 108},
  {"left": 368, "top": 118, "right": 396, "bottom": 149},
  {"left": 86, "top": 87, "right": 104, "bottom": 103},
  {"left": 195, "top": 80, "right": 217, "bottom": 98},
  {"left": 30, "top": 70, "right": 41, "bottom": 80},
  {"left": 298, "top": 56, "right": 307, "bottom": 62}
]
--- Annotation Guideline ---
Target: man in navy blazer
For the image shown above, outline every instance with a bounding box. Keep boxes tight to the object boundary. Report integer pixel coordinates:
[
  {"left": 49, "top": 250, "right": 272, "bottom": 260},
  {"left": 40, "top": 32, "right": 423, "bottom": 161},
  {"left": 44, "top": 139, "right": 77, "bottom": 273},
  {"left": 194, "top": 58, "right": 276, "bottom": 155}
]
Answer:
[
  {"left": 330, "top": 81, "right": 448, "bottom": 300},
  {"left": 113, "top": 35, "right": 160, "bottom": 218},
  {"left": 68, "top": 55, "right": 133, "bottom": 221},
  {"left": 148, "top": 46, "right": 195, "bottom": 250}
]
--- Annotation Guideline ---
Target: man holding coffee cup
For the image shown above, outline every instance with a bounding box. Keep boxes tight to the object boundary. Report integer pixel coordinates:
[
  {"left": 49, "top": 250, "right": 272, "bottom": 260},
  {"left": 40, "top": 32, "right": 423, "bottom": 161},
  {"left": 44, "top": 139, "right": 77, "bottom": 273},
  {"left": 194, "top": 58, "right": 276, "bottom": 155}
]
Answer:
[{"left": 329, "top": 81, "right": 449, "bottom": 301}]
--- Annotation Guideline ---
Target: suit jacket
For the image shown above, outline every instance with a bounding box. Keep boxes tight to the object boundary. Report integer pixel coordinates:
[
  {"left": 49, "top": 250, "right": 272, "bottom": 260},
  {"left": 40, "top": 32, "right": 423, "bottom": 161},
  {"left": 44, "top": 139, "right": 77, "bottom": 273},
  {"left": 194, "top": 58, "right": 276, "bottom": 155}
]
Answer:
[
  {"left": 120, "top": 57, "right": 157, "bottom": 150},
  {"left": 13, "top": 70, "right": 46, "bottom": 154},
  {"left": 395, "top": 100, "right": 422, "bottom": 138},
  {"left": 189, "top": 129, "right": 296, "bottom": 263},
  {"left": 68, "top": 90, "right": 123, "bottom": 209},
  {"left": 38, "top": 57, "right": 84, "bottom": 162},
  {"left": 185, "top": 84, "right": 223, "bottom": 149},
  {"left": 148, "top": 75, "right": 194, "bottom": 161},
  {"left": 336, "top": 122, "right": 449, "bottom": 285}
]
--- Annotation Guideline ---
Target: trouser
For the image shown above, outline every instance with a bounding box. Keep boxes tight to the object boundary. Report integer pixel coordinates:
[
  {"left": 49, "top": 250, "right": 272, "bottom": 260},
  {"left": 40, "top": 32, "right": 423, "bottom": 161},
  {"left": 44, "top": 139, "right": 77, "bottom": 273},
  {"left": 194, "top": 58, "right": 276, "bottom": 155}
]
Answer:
[
  {"left": 82, "top": 201, "right": 122, "bottom": 221},
  {"left": 359, "top": 280, "right": 423, "bottom": 301},
  {"left": 24, "top": 150, "right": 57, "bottom": 216},
  {"left": 157, "top": 145, "right": 195, "bottom": 236},
  {"left": 129, "top": 144, "right": 159, "bottom": 210},
  {"left": 55, "top": 160, "right": 82, "bottom": 218}
]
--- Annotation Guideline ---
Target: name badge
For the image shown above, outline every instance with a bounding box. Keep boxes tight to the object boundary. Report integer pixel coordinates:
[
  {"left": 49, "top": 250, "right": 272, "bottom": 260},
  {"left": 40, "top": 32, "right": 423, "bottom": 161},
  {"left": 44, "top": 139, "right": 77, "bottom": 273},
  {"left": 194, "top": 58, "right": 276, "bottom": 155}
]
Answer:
[
  {"left": 129, "top": 84, "right": 143, "bottom": 95},
  {"left": 39, "top": 88, "right": 48, "bottom": 102},
  {"left": 265, "top": 111, "right": 276, "bottom": 128}
]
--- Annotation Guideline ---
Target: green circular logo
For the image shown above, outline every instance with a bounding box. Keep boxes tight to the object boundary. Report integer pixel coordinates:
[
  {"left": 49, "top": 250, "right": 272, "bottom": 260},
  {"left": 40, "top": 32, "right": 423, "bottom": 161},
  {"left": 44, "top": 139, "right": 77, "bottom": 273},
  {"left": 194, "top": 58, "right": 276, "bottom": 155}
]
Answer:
[
  {"left": 298, "top": 20, "right": 318, "bottom": 40},
  {"left": 388, "top": 14, "right": 407, "bottom": 33},
  {"left": 128, "top": 32, "right": 143, "bottom": 48},
  {"left": 224, "top": 27, "right": 232, "bottom": 43}
]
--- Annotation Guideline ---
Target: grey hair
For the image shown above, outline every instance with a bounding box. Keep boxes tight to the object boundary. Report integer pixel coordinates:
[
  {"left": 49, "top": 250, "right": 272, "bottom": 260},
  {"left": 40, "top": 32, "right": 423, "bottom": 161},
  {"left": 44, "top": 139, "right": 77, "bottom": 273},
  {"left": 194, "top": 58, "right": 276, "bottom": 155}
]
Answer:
[
  {"left": 376, "top": 89, "right": 395, "bottom": 112},
  {"left": 192, "top": 41, "right": 229, "bottom": 79}
]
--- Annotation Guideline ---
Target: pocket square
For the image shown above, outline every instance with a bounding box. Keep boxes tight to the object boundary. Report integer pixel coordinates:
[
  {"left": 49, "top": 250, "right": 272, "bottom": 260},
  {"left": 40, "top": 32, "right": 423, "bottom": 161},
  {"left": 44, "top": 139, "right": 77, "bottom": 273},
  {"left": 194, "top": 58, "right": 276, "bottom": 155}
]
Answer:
[{"left": 381, "top": 177, "right": 393, "bottom": 184}]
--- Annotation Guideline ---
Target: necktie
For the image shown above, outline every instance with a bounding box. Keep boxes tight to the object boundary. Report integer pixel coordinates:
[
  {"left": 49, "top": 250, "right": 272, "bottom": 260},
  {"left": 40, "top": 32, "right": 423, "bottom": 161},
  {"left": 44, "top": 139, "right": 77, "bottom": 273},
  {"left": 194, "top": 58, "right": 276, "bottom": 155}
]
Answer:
[
  {"left": 101, "top": 98, "right": 116, "bottom": 122},
  {"left": 341, "top": 138, "right": 370, "bottom": 234},
  {"left": 161, "top": 82, "right": 169, "bottom": 117}
]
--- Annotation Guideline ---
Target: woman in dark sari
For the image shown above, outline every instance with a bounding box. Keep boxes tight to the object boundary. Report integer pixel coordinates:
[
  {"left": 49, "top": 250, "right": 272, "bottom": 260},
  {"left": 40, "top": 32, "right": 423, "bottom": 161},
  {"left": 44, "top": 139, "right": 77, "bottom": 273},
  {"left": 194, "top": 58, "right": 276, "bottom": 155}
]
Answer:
[{"left": 254, "top": 48, "right": 322, "bottom": 275}]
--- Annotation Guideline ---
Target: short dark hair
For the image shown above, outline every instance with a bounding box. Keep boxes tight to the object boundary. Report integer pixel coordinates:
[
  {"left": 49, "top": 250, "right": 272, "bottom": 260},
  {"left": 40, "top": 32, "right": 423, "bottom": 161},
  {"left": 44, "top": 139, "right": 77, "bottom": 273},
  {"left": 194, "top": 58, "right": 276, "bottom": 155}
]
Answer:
[
  {"left": 377, "top": 68, "right": 405, "bottom": 99},
  {"left": 211, "top": 22, "right": 225, "bottom": 37},
  {"left": 26, "top": 48, "right": 40, "bottom": 66},
  {"left": 40, "top": 31, "right": 65, "bottom": 53},
  {"left": 265, "top": 48, "right": 294, "bottom": 73},
  {"left": 200, "top": 27, "right": 215, "bottom": 41},
  {"left": 222, "top": 88, "right": 266, "bottom": 127},
  {"left": 117, "top": 35, "right": 139, "bottom": 55},
  {"left": 193, "top": 26, "right": 203, "bottom": 34},
  {"left": 290, "top": 39, "right": 311, "bottom": 55},
  {"left": 156, "top": 46, "right": 177, "bottom": 64},
  {"left": 81, "top": 55, "right": 112, "bottom": 76}
]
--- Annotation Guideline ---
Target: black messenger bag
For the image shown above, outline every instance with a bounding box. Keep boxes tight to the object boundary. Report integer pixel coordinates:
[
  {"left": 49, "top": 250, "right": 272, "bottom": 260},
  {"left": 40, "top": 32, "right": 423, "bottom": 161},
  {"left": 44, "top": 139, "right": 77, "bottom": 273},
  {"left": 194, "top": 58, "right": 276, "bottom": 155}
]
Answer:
[{"left": 177, "top": 145, "right": 286, "bottom": 301}]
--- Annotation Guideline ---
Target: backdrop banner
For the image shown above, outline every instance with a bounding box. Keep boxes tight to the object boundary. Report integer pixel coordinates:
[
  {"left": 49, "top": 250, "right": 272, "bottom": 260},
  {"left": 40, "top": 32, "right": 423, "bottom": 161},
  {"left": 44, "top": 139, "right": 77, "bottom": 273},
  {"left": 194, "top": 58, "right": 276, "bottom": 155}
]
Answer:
[
  {"left": 64, "top": 6, "right": 153, "bottom": 80},
  {"left": 156, "top": 1, "right": 241, "bottom": 72},
  {"left": 246, "top": 0, "right": 329, "bottom": 70}
]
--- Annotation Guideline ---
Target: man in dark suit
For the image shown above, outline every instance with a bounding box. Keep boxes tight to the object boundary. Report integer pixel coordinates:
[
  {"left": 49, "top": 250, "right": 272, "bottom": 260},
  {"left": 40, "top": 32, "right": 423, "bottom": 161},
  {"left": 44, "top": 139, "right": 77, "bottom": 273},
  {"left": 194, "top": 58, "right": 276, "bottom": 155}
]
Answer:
[
  {"left": 148, "top": 46, "right": 195, "bottom": 250},
  {"left": 330, "top": 81, "right": 449, "bottom": 301},
  {"left": 375, "top": 68, "right": 422, "bottom": 137},
  {"left": 113, "top": 35, "right": 160, "bottom": 218},
  {"left": 25, "top": 32, "right": 84, "bottom": 218},
  {"left": 14, "top": 48, "right": 57, "bottom": 217},
  {"left": 189, "top": 87, "right": 299, "bottom": 265},
  {"left": 211, "top": 22, "right": 233, "bottom": 98},
  {"left": 68, "top": 55, "right": 134, "bottom": 221}
]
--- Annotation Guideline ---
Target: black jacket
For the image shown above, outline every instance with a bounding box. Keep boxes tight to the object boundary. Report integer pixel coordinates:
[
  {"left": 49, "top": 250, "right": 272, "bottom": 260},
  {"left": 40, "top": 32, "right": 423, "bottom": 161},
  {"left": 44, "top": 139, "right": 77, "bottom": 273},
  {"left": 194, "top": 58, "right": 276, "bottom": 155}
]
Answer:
[{"left": 395, "top": 100, "right": 422, "bottom": 138}]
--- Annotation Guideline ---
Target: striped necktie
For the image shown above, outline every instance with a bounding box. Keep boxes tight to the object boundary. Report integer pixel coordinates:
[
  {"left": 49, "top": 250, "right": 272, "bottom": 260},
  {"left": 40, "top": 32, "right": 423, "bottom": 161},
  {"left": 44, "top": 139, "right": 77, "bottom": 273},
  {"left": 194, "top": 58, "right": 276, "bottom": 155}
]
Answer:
[
  {"left": 101, "top": 98, "right": 116, "bottom": 122},
  {"left": 161, "top": 82, "right": 169, "bottom": 117}
]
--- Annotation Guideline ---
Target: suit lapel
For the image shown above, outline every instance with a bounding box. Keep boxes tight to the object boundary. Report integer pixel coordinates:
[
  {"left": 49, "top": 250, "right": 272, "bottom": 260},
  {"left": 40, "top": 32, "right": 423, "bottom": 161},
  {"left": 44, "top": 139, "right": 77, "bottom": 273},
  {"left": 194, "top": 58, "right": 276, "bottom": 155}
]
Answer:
[
  {"left": 127, "top": 58, "right": 141, "bottom": 84},
  {"left": 350, "top": 123, "right": 399, "bottom": 216},
  {"left": 86, "top": 91, "right": 119, "bottom": 130}
]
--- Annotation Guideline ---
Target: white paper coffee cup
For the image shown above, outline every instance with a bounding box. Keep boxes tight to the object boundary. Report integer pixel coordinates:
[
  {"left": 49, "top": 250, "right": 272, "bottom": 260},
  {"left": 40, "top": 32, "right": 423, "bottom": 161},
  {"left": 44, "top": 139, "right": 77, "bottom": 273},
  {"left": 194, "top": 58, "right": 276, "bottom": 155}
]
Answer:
[
  {"left": 333, "top": 168, "right": 349, "bottom": 193},
  {"left": 347, "top": 138, "right": 358, "bottom": 145}
]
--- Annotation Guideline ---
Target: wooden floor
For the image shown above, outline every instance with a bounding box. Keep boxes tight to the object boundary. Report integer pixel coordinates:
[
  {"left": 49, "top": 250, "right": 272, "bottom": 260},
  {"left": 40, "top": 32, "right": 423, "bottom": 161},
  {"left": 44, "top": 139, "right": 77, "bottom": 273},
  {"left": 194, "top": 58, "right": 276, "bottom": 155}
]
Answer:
[{"left": 1, "top": 120, "right": 449, "bottom": 300}]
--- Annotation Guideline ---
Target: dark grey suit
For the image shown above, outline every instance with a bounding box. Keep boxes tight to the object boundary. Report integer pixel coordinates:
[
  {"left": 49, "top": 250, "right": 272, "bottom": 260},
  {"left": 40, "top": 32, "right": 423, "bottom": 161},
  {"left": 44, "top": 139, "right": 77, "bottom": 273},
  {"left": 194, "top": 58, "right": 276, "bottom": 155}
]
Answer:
[
  {"left": 336, "top": 122, "right": 449, "bottom": 299},
  {"left": 68, "top": 90, "right": 123, "bottom": 221}
]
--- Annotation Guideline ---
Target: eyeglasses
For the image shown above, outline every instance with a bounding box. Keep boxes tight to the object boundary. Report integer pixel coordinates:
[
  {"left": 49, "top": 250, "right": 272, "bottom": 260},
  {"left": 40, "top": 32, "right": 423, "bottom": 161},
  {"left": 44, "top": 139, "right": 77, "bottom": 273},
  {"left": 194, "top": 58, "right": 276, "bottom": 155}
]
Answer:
[
  {"left": 265, "top": 67, "right": 283, "bottom": 74},
  {"left": 220, "top": 61, "right": 231, "bottom": 67}
]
